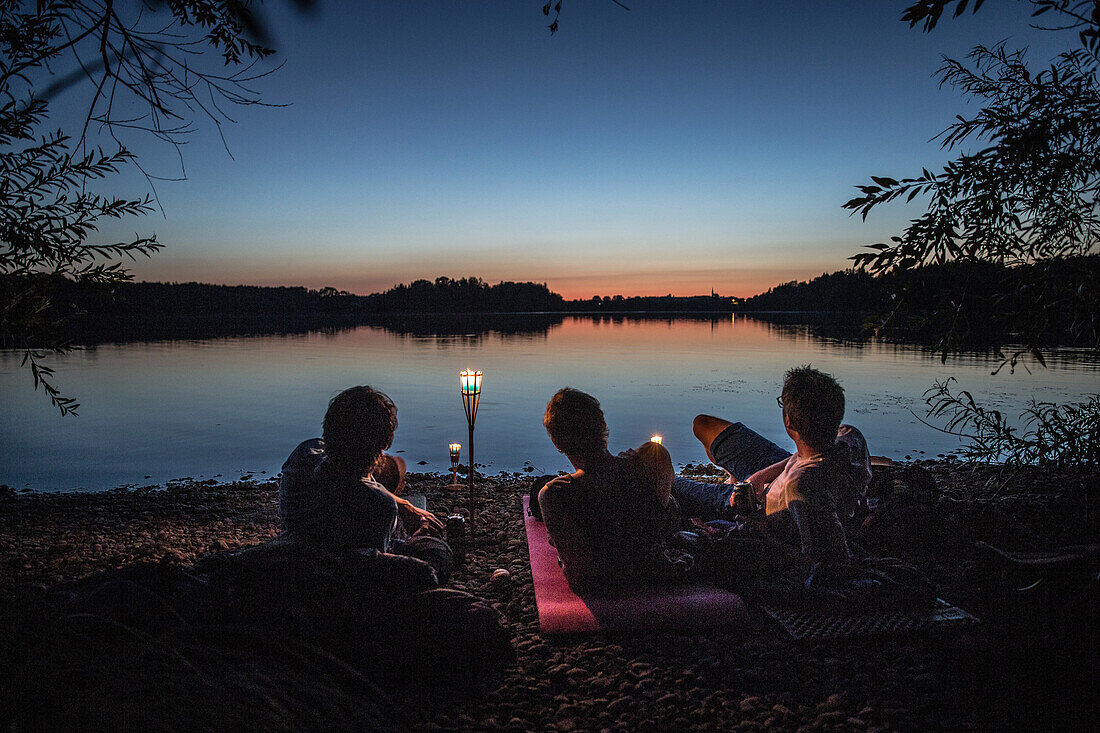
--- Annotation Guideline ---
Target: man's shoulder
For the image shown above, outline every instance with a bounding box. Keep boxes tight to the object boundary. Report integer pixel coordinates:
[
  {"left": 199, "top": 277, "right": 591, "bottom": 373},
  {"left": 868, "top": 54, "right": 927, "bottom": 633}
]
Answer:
[
  {"left": 357, "top": 475, "right": 398, "bottom": 504},
  {"left": 538, "top": 473, "right": 583, "bottom": 509},
  {"left": 617, "top": 441, "right": 672, "bottom": 469},
  {"left": 279, "top": 439, "right": 325, "bottom": 530},
  {"left": 282, "top": 438, "right": 325, "bottom": 475},
  {"left": 836, "top": 424, "right": 868, "bottom": 447},
  {"left": 292, "top": 437, "right": 325, "bottom": 455},
  {"left": 541, "top": 473, "right": 579, "bottom": 495},
  {"left": 783, "top": 460, "right": 839, "bottom": 498}
]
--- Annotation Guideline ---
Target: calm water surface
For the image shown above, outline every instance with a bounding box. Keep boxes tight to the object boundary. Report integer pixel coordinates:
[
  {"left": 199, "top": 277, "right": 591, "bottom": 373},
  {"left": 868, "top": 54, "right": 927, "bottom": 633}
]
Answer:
[{"left": 3, "top": 315, "right": 1098, "bottom": 491}]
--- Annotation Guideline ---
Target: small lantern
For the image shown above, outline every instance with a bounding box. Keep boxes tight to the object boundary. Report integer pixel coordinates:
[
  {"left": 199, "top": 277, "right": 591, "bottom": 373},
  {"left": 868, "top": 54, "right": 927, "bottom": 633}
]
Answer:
[
  {"left": 448, "top": 443, "right": 462, "bottom": 488},
  {"left": 650, "top": 435, "right": 663, "bottom": 445},
  {"left": 459, "top": 369, "right": 483, "bottom": 526}
]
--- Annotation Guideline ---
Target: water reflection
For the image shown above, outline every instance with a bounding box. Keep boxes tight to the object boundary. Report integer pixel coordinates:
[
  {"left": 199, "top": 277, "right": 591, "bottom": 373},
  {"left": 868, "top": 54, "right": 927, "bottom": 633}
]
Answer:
[
  {"left": 71, "top": 314, "right": 364, "bottom": 345},
  {"left": 3, "top": 314, "right": 1097, "bottom": 491},
  {"left": 379, "top": 313, "right": 564, "bottom": 342},
  {"left": 54, "top": 308, "right": 1100, "bottom": 375}
]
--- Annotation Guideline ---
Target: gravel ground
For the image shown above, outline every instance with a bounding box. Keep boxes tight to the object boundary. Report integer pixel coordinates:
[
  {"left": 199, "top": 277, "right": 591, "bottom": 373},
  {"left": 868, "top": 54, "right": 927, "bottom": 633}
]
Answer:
[{"left": 1, "top": 463, "right": 1096, "bottom": 732}]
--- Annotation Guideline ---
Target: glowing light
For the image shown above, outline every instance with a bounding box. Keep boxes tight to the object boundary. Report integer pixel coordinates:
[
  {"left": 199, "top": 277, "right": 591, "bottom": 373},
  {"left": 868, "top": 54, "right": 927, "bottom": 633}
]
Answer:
[
  {"left": 460, "top": 369, "right": 482, "bottom": 395},
  {"left": 448, "top": 442, "right": 462, "bottom": 489},
  {"left": 650, "top": 435, "right": 663, "bottom": 445}
]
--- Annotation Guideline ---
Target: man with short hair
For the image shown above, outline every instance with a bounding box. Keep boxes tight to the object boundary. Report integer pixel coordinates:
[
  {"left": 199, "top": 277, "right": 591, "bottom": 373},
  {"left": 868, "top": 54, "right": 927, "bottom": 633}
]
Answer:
[
  {"left": 671, "top": 366, "right": 871, "bottom": 565},
  {"left": 537, "top": 387, "right": 680, "bottom": 594},
  {"left": 280, "top": 385, "right": 450, "bottom": 577}
]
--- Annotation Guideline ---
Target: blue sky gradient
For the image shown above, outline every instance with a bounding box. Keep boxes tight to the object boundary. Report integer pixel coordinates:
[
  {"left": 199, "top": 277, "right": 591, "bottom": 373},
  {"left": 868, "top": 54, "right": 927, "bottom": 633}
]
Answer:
[{"left": 71, "top": 1, "right": 1064, "bottom": 298}]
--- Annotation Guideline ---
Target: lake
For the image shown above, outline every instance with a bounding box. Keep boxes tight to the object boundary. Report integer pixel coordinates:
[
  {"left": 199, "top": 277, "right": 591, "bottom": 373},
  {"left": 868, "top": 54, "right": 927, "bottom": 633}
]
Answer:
[{"left": 3, "top": 313, "right": 1098, "bottom": 491}]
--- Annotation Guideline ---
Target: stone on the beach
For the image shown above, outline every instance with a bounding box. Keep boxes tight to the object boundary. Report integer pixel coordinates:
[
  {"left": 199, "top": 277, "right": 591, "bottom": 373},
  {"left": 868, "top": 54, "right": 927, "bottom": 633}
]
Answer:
[
  {"left": 6, "top": 464, "right": 1090, "bottom": 733},
  {"left": 490, "top": 568, "right": 510, "bottom": 585}
]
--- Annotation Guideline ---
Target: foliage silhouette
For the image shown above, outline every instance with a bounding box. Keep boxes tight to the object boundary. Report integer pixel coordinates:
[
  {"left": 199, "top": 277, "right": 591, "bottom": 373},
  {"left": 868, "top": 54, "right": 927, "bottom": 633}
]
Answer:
[
  {"left": 371, "top": 276, "right": 565, "bottom": 314},
  {"left": 742, "top": 256, "right": 1098, "bottom": 349},
  {"left": 1, "top": 0, "right": 308, "bottom": 414},
  {"left": 922, "top": 378, "right": 1099, "bottom": 466},
  {"left": 846, "top": 0, "right": 1100, "bottom": 463}
]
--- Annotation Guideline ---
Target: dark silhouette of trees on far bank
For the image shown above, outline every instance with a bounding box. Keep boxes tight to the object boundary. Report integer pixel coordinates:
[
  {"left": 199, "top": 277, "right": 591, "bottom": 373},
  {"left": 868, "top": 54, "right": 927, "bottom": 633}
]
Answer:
[
  {"left": 370, "top": 277, "right": 564, "bottom": 313},
  {"left": 742, "top": 256, "right": 1099, "bottom": 349},
  {"left": 12, "top": 255, "right": 1095, "bottom": 354}
]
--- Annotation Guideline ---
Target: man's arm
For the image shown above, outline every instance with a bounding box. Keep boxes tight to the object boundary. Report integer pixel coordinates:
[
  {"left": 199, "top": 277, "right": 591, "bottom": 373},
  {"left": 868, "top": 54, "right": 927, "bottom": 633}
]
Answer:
[
  {"left": 278, "top": 439, "right": 325, "bottom": 532},
  {"left": 744, "top": 455, "right": 793, "bottom": 501},
  {"left": 370, "top": 454, "right": 445, "bottom": 533},
  {"left": 539, "top": 481, "right": 600, "bottom": 593},
  {"left": 392, "top": 494, "right": 446, "bottom": 533}
]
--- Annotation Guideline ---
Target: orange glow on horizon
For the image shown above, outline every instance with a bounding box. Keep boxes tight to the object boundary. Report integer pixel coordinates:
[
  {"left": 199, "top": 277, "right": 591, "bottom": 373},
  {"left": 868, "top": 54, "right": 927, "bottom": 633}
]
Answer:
[
  {"left": 316, "top": 267, "right": 820, "bottom": 301},
  {"left": 542, "top": 267, "right": 822, "bottom": 300},
  {"left": 130, "top": 260, "right": 832, "bottom": 301}
]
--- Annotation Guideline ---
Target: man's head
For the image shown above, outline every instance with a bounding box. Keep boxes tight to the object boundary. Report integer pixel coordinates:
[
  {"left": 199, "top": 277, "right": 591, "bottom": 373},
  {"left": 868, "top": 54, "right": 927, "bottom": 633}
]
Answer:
[
  {"left": 543, "top": 387, "right": 609, "bottom": 458},
  {"left": 322, "top": 386, "right": 398, "bottom": 473},
  {"left": 781, "top": 366, "right": 844, "bottom": 452}
]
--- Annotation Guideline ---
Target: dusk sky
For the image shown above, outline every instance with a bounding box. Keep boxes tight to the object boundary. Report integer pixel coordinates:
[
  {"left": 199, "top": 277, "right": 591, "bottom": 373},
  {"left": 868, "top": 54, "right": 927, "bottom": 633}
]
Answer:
[{"left": 77, "top": 1, "right": 1061, "bottom": 299}]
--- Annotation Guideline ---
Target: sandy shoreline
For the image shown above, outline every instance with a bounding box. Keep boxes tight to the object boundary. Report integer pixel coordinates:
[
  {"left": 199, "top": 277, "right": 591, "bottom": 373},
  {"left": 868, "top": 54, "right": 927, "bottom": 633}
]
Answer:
[{"left": 1, "top": 464, "right": 1096, "bottom": 731}]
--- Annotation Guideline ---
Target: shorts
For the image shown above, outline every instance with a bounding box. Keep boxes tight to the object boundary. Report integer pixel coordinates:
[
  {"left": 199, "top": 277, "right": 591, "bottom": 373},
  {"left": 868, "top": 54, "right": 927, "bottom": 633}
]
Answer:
[
  {"left": 709, "top": 422, "right": 791, "bottom": 479},
  {"left": 670, "top": 422, "right": 790, "bottom": 521}
]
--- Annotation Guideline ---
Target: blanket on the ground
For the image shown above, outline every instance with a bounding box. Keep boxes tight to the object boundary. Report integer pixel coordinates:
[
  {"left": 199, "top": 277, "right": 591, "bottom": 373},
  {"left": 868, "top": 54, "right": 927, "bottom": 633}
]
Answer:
[{"left": 523, "top": 495, "right": 749, "bottom": 634}]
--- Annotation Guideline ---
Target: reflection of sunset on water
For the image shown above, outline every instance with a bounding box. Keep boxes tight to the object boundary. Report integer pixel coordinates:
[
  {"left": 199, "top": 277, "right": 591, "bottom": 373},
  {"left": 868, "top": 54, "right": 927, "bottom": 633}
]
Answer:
[
  {"left": 552, "top": 315, "right": 776, "bottom": 348},
  {"left": 2, "top": 316, "right": 1097, "bottom": 491}
]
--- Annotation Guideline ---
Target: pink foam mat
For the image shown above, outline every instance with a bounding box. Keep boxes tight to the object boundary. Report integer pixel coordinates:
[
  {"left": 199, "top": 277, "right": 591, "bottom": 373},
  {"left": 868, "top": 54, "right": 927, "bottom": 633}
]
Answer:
[{"left": 523, "top": 495, "right": 749, "bottom": 634}]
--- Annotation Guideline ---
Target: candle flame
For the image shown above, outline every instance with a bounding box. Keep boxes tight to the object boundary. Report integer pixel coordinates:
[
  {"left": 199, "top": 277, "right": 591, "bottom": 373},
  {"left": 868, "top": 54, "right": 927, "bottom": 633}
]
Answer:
[{"left": 460, "top": 369, "right": 483, "bottom": 395}]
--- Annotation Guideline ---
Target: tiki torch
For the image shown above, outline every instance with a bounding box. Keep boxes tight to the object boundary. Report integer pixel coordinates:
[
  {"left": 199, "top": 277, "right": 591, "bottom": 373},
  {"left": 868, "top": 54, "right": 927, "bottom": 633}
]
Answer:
[
  {"left": 448, "top": 443, "right": 462, "bottom": 488},
  {"left": 460, "top": 369, "right": 482, "bottom": 525}
]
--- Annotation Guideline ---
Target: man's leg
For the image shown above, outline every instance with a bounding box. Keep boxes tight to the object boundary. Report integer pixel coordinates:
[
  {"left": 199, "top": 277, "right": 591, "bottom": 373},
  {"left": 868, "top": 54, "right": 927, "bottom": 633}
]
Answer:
[
  {"left": 670, "top": 415, "right": 745, "bottom": 520},
  {"left": 670, "top": 476, "right": 737, "bottom": 520},
  {"left": 672, "top": 417, "right": 792, "bottom": 519},
  {"left": 703, "top": 419, "right": 791, "bottom": 481},
  {"left": 693, "top": 414, "right": 736, "bottom": 470},
  {"left": 394, "top": 535, "right": 454, "bottom": 584}
]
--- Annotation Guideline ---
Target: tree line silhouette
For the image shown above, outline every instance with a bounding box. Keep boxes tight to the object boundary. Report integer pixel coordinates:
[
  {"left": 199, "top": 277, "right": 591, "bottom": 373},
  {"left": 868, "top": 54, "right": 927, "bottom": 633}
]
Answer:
[
  {"left": 4, "top": 256, "right": 1095, "bottom": 348},
  {"left": 370, "top": 277, "right": 565, "bottom": 312},
  {"left": 742, "top": 255, "right": 1099, "bottom": 348}
]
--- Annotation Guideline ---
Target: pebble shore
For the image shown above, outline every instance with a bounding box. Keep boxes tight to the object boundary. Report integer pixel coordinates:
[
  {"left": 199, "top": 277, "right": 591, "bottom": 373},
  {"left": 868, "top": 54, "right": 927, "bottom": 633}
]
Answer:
[{"left": 1, "top": 463, "right": 1094, "bottom": 731}]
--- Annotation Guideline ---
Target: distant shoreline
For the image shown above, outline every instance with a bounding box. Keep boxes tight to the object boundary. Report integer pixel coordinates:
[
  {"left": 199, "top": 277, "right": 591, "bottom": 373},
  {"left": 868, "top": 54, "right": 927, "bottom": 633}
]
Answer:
[
  {"left": 2, "top": 306, "right": 1086, "bottom": 355},
  {"left": 54, "top": 309, "right": 862, "bottom": 348}
]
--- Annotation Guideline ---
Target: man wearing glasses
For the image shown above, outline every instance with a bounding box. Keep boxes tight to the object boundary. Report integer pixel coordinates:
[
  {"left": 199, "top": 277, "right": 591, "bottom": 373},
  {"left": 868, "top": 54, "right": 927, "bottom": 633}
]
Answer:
[{"left": 670, "top": 365, "right": 871, "bottom": 565}]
